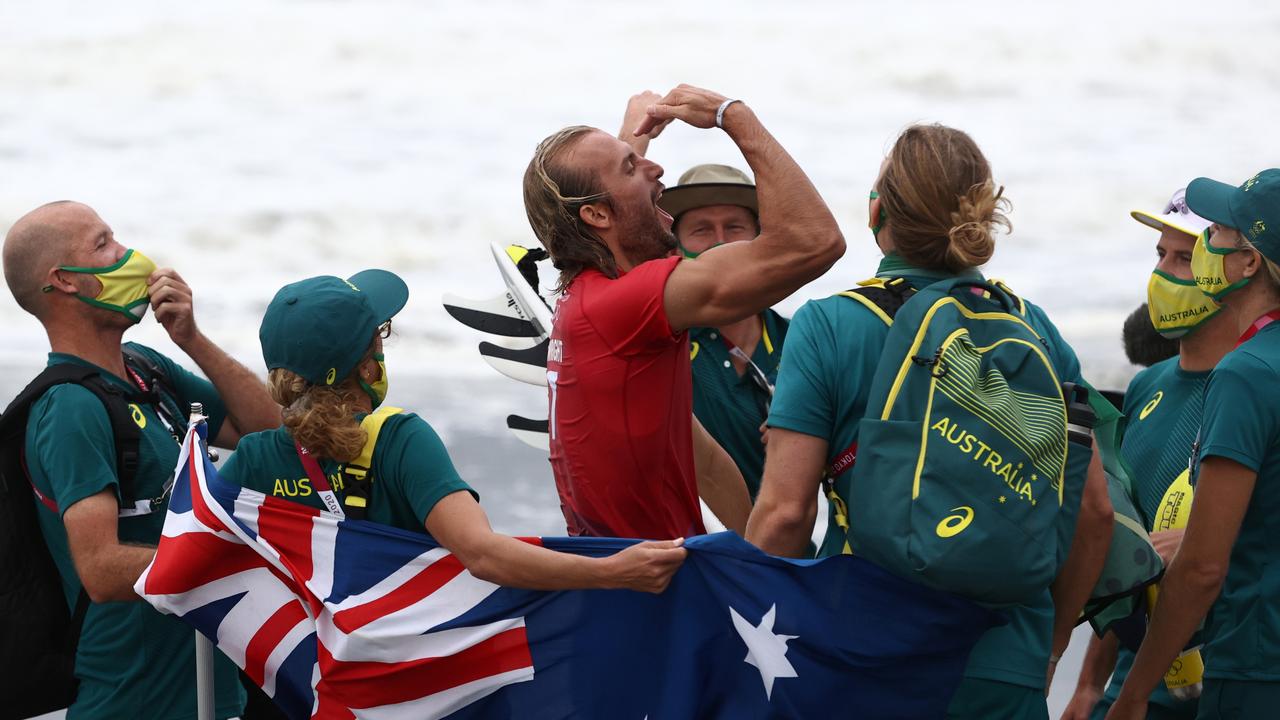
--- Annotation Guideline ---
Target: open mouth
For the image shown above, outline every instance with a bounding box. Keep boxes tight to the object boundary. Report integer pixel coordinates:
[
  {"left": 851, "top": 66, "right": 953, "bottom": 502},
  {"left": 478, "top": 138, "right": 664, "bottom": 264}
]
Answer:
[{"left": 654, "top": 186, "right": 673, "bottom": 228}]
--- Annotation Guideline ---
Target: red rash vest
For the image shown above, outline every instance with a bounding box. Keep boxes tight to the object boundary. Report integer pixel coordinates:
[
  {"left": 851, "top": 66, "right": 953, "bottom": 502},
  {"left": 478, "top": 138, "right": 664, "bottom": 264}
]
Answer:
[{"left": 546, "top": 256, "right": 705, "bottom": 539}]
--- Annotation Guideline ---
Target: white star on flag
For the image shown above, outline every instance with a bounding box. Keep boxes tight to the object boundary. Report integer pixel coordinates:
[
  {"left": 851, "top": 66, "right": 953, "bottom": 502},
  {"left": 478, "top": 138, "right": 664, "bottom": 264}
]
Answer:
[{"left": 729, "top": 603, "right": 798, "bottom": 700}]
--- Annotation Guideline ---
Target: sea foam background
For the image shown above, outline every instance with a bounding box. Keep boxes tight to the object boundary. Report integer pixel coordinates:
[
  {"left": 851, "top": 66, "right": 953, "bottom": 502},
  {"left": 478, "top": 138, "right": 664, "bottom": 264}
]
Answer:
[{"left": 3, "top": 1, "right": 1278, "bottom": 715}]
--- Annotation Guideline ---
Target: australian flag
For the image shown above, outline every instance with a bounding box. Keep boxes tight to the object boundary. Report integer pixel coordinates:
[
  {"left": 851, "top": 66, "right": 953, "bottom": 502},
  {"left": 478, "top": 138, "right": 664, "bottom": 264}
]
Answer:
[{"left": 136, "top": 423, "right": 1001, "bottom": 719}]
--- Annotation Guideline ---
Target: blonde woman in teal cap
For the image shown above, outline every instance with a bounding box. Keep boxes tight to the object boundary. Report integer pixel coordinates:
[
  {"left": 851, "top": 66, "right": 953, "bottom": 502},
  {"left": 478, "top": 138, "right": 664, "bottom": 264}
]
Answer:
[
  {"left": 1108, "top": 169, "right": 1280, "bottom": 720},
  {"left": 220, "top": 270, "right": 687, "bottom": 593}
]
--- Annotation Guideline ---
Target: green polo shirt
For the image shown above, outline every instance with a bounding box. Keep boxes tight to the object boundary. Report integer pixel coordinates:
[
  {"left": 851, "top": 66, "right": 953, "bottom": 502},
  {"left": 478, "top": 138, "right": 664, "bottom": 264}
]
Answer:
[
  {"left": 768, "top": 254, "right": 1089, "bottom": 693},
  {"left": 24, "top": 342, "right": 244, "bottom": 720},
  {"left": 1097, "top": 356, "right": 1206, "bottom": 716},
  {"left": 690, "top": 309, "right": 788, "bottom": 499},
  {"left": 219, "top": 412, "right": 476, "bottom": 533},
  {"left": 1195, "top": 320, "right": 1280, "bottom": 681}
]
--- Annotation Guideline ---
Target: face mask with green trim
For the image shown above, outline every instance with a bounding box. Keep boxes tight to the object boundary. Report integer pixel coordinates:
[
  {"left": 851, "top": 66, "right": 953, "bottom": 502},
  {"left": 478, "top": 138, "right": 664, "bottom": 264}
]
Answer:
[
  {"left": 869, "top": 190, "right": 887, "bottom": 241},
  {"left": 1191, "top": 228, "right": 1250, "bottom": 300},
  {"left": 360, "top": 353, "right": 389, "bottom": 409},
  {"left": 49, "top": 249, "right": 157, "bottom": 323},
  {"left": 1147, "top": 269, "right": 1221, "bottom": 339}
]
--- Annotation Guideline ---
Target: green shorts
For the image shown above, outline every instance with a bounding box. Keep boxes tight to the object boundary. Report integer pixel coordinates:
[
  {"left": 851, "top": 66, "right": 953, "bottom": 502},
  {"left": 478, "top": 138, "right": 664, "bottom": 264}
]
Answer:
[
  {"left": 946, "top": 677, "right": 1047, "bottom": 720},
  {"left": 1196, "top": 680, "right": 1280, "bottom": 720}
]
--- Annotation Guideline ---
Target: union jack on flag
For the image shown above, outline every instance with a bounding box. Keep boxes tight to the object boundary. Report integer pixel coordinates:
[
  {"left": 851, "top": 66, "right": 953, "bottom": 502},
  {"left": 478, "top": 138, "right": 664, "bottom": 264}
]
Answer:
[{"left": 137, "top": 423, "right": 1001, "bottom": 719}]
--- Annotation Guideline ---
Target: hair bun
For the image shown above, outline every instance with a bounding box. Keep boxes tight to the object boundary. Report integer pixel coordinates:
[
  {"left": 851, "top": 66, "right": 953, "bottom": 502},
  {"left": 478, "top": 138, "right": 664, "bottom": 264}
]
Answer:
[{"left": 944, "top": 181, "right": 1008, "bottom": 269}]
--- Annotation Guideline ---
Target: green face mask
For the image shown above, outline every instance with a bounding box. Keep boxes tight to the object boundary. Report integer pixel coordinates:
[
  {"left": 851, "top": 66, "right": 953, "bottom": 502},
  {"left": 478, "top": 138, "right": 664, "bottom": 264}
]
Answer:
[
  {"left": 869, "top": 190, "right": 887, "bottom": 240},
  {"left": 678, "top": 241, "right": 720, "bottom": 259},
  {"left": 1147, "top": 269, "right": 1221, "bottom": 339},
  {"left": 359, "top": 353, "right": 389, "bottom": 409},
  {"left": 47, "top": 249, "right": 157, "bottom": 323},
  {"left": 1191, "top": 228, "right": 1250, "bottom": 300}
]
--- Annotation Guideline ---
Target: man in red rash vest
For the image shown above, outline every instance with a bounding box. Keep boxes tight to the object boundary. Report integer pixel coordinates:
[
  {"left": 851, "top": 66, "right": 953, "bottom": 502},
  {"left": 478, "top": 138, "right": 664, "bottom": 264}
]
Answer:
[{"left": 521, "top": 85, "right": 845, "bottom": 539}]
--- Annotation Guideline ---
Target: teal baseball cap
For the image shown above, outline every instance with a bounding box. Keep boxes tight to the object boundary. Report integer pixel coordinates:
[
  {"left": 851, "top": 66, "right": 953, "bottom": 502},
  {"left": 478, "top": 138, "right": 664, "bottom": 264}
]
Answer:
[
  {"left": 260, "top": 269, "right": 408, "bottom": 386},
  {"left": 1186, "top": 169, "right": 1280, "bottom": 262}
]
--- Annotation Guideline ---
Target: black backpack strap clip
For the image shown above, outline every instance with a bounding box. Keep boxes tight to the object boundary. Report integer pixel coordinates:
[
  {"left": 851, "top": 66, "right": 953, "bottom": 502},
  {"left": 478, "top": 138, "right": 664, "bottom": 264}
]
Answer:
[{"left": 836, "top": 276, "right": 919, "bottom": 326}]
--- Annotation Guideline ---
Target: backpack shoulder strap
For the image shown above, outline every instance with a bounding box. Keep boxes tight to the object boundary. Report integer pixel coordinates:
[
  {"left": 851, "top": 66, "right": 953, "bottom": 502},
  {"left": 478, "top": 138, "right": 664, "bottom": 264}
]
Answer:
[
  {"left": 835, "top": 277, "right": 917, "bottom": 326},
  {"left": 987, "top": 279, "right": 1026, "bottom": 316},
  {"left": 340, "top": 406, "right": 405, "bottom": 519},
  {"left": 0, "top": 365, "right": 143, "bottom": 509}
]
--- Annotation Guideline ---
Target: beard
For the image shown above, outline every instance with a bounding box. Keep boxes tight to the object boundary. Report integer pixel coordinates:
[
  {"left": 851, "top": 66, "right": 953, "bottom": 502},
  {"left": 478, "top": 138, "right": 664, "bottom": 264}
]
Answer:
[{"left": 615, "top": 198, "right": 677, "bottom": 266}]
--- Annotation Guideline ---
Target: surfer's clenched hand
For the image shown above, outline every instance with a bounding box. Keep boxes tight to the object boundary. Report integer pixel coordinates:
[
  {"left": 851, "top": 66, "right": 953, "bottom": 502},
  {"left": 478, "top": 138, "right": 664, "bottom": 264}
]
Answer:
[
  {"left": 605, "top": 538, "right": 688, "bottom": 593},
  {"left": 635, "top": 84, "right": 735, "bottom": 135}
]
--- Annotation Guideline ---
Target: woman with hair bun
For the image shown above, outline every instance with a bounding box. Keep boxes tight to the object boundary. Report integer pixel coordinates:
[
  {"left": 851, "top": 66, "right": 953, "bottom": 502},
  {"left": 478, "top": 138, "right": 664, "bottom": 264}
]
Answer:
[{"left": 746, "top": 124, "right": 1112, "bottom": 719}]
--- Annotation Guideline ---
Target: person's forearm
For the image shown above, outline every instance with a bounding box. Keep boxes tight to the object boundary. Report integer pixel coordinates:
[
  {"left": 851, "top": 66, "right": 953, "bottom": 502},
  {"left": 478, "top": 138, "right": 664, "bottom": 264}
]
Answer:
[
  {"left": 745, "top": 492, "right": 816, "bottom": 558},
  {"left": 463, "top": 534, "right": 610, "bottom": 590},
  {"left": 1051, "top": 450, "right": 1113, "bottom": 655},
  {"left": 76, "top": 543, "right": 156, "bottom": 602},
  {"left": 1077, "top": 632, "right": 1120, "bottom": 694},
  {"left": 721, "top": 103, "right": 843, "bottom": 273},
  {"left": 1114, "top": 559, "right": 1223, "bottom": 707},
  {"left": 180, "top": 331, "right": 281, "bottom": 437},
  {"left": 697, "top": 451, "right": 751, "bottom": 535}
]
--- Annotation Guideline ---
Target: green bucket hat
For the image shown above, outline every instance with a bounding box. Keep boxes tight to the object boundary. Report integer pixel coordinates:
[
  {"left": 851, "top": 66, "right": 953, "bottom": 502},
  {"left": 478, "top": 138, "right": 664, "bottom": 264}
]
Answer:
[
  {"left": 260, "top": 269, "right": 408, "bottom": 386},
  {"left": 1186, "top": 168, "right": 1280, "bottom": 262}
]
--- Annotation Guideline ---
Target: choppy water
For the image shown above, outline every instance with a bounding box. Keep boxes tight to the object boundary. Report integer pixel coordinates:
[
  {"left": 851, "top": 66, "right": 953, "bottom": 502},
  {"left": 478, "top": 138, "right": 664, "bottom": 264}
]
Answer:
[{"left": 4, "top": 2, "right": 1278, "bottom": 715}]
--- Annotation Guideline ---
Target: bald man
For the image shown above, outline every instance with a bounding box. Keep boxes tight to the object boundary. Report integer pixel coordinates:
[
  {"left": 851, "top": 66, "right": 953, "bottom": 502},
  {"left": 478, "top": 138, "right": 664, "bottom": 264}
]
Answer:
[{"left": 2, "top": 202, "right": 278, "bottom": 719}]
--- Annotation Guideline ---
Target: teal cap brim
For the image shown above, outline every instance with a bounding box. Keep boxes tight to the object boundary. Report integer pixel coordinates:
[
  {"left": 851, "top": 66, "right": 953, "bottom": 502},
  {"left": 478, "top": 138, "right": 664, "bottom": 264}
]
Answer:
[
  {"left": 348, "top": 269, "right": 408, "bottom": 323},
  {"left": 1186, "top": 177, "right": 1240, "bottom": 229}
]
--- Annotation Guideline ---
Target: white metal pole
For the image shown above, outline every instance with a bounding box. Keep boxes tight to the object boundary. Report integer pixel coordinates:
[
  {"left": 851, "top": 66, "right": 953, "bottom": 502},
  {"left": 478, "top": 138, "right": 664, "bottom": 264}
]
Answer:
[
  {"left": 189, "top": 402, "right": 215, "bottom": 720},
  {"left": 195, "top": 631, "right": 215, "bottom": 720}
]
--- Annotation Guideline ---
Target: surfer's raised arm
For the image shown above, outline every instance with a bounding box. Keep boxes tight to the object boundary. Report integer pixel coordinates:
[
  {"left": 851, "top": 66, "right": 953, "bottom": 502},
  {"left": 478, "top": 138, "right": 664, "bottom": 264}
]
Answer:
[{"left": 634, "top": 85, "right": 845, "bottom": 332}]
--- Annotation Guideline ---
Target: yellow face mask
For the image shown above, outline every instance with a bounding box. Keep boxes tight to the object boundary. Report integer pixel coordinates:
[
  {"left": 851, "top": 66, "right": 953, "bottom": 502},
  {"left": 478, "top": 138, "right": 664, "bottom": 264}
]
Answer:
[
  {"left": 1147, "top": 270, "right": 1221, "bottom": 339},
  {"left": 359, "top": 353, "right": 389, "bottom": 409},
  {"left": 1190, "top": 228, "right": 1250, "bottom": 300},
  {"left": 51, "top": 249, "right": 157, "bottom": 323}
]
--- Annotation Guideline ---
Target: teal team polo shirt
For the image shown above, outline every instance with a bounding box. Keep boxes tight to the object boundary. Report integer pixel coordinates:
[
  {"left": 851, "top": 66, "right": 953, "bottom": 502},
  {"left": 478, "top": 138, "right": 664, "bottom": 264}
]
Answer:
[
  {"left": 1195, "top": 320, "right": 1280, "bottom": 682},
  {"left": 768, "top": 254, "right": 1088, "bottom": 692},
  {"left": 689, "top": 309, "right": 788, "bottom": 499},
  {"left": 1098, "top": 357, "right": 1206, "bottom": 717},
  {"left": 220, "top": 412, "right": 476, "bottom": 534},
  {"left": 24, "top": 342, "right": 245, "bottom": 720}
]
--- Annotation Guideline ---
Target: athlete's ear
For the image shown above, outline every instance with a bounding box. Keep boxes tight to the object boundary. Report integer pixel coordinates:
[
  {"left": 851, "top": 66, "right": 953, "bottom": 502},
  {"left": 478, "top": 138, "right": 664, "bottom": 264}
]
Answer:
[
  {"left": 1241, "top": 246, "right": 1262, "bottom": 279},
  {"left": 41, "top": 266, "right": 81, "bottom": 296},
  {"left": 579, "top": 202, "right": 611, "bottom": 232}
]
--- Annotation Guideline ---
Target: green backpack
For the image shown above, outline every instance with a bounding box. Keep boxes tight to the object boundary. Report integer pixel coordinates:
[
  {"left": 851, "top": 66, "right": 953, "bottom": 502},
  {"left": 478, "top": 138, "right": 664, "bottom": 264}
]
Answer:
[{"left": 838, "top": 277, "right": 1072, "bottom": 606}]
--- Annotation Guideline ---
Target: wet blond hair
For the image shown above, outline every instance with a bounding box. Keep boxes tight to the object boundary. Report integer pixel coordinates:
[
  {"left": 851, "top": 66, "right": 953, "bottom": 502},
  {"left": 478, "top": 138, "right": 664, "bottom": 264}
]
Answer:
[
  {"left": 522, "top": 125, "right": 617, "bottom": 293},
  {"left": 268, "top": 344, "right": 376, "bottom": 462},
  {"left": 878, "top": 124, "right": 1010, "bottom": 272}
]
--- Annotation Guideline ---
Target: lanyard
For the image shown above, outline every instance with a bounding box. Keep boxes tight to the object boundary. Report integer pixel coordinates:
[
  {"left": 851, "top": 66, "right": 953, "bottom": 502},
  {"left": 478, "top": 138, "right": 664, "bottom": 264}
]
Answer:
[
  {"left": 1237, "top": 308, "right": 1280, "bottom": 346},
  {"left": 123, "top": 362, "right": 182, "bottom": 443},
  {"left": 294, "top": 442, "right": 346, "bottom": 518}
]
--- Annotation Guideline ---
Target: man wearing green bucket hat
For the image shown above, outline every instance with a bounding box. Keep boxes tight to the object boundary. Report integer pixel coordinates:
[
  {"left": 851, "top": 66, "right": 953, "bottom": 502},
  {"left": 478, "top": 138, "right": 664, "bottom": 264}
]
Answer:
[
  {"left": 221, "top": 270, "right": 687, "bottom": 593},
  {"left": 2, "top": 201, "right": 281, "bottom": 719},
  {"left": 1108, "top": 169, "right": 1280, "bottom": 720}
]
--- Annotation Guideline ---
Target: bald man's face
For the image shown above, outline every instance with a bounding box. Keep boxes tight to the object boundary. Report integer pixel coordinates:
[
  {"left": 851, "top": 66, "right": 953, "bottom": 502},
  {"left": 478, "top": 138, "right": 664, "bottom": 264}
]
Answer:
[
  {"left": 44, "top": 203, "right": 125, "bottom": 270},
  {"left": 41, "top": 204, "right": 128, "bottom": 297}
]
